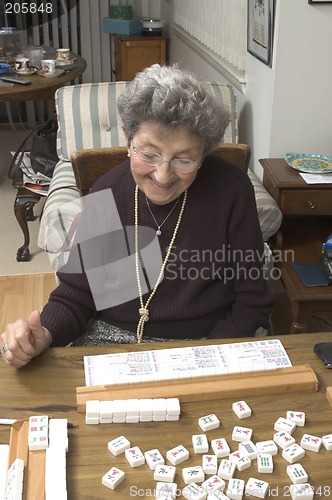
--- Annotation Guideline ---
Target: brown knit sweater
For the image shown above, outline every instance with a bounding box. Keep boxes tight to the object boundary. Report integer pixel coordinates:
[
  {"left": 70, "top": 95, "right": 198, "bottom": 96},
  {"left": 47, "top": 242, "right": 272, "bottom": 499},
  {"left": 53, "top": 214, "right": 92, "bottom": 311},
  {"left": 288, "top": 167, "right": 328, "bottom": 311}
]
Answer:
[{"left": 41, "top": 154, "right": 274, "bottom": 346}]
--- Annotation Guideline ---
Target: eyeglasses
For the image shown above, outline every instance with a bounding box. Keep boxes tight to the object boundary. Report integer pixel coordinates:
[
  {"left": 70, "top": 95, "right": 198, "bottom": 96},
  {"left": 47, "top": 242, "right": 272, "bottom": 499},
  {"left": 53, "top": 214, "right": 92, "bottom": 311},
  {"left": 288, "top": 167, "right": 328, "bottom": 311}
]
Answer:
[{"left": 131, "top": 142, "right": 200, "bottom": 172}]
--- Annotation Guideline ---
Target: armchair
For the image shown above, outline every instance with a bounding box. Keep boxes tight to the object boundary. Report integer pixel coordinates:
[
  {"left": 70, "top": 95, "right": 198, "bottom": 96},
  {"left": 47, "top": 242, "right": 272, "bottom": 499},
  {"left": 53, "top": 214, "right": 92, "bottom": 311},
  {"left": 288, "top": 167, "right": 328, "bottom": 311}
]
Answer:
[{"left": 38, "top": 81, "right": 282, "bottom": 268}]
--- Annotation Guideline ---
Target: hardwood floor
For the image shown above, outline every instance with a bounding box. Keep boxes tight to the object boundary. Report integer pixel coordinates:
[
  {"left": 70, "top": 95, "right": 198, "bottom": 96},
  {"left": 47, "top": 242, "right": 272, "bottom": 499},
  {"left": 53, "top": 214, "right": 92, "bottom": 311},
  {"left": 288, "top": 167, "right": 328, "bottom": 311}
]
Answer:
[{"left": 0, "top": 273, "right": 331, "bottom": 335}]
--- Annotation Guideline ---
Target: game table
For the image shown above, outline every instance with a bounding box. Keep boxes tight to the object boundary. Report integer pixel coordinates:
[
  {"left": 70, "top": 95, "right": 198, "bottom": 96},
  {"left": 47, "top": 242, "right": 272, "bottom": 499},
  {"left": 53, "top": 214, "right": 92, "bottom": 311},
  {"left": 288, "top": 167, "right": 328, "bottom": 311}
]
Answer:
[{"left": 0, "top": 333, "right": 331, "bottom": 499}]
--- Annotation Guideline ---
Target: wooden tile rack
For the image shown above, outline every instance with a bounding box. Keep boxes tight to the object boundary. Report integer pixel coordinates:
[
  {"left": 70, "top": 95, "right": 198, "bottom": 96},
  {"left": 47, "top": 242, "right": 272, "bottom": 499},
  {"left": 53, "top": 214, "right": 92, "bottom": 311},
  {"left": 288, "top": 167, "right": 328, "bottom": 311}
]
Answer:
[
  {"left": 327, "top": 386, "right": 332, "bottom": 408},
  {"left": 76, "top": 364, "right": 318, "bottom": 413}
]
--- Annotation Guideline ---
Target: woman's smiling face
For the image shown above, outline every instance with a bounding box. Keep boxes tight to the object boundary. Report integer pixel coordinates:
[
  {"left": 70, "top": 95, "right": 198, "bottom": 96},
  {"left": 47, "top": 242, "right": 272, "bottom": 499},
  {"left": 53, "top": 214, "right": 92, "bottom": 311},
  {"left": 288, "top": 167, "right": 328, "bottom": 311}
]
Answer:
[{"left": 129, "top": 123, "right": 204, "bottom": 205}]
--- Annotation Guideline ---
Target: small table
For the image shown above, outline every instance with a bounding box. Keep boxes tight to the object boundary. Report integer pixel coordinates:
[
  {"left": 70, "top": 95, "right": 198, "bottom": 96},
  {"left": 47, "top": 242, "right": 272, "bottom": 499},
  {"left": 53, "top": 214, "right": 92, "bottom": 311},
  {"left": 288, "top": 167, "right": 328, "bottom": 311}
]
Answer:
[
  {"left": 0, "top": 52, "right": 86, "bottom": 115},
  {"left": 261, "top": 157, "right": 332, "bottom": 333}
]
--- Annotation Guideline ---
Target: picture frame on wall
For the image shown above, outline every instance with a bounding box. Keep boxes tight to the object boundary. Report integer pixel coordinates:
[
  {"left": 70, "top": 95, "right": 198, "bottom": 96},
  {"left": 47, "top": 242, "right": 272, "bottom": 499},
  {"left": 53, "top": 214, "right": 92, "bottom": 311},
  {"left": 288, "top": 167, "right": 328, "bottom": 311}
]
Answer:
[{"left": 247, "top": 0, "right": 275, "bottom": 67}]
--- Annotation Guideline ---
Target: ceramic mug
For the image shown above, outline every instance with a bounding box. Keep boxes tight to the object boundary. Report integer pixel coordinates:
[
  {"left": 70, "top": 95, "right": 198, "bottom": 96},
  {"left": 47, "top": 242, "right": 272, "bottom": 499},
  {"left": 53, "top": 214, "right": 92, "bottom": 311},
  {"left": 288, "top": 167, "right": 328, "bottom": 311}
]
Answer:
[
  {"left": 15, "top": 57, "right": 30, "bottom": 73},
  {"left": 56, "top": 48, "right": 70, "bottom": 61},
  {"left": 41, "top": 59, "right": 56, "bottom": 74}
]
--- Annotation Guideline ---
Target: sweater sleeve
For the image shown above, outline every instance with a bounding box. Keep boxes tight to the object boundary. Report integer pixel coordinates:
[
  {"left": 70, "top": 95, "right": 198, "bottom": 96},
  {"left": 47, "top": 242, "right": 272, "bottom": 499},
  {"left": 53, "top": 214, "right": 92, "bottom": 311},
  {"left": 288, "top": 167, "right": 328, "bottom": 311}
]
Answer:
[{"left": 207, "top": 178, "right": 274, "bottom": 339}]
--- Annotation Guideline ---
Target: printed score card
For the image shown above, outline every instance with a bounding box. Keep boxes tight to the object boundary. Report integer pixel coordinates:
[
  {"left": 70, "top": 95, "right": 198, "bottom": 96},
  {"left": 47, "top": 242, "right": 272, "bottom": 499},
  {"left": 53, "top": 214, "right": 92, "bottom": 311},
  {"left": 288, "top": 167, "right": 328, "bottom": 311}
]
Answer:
[{"left": 83, "top": 339, "right": 292, "bottom": 387}]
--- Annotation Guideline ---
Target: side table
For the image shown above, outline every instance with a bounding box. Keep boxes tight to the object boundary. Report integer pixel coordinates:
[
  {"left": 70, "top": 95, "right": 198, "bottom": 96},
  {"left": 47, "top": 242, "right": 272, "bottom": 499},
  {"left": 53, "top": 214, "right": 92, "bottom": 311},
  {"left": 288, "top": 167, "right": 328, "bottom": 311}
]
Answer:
[
  {"left": 260, "top": 157, "right": 332, "bottom": 333},
  {"left": 12, "top": 169, "right": 44, "bottom": 262}
]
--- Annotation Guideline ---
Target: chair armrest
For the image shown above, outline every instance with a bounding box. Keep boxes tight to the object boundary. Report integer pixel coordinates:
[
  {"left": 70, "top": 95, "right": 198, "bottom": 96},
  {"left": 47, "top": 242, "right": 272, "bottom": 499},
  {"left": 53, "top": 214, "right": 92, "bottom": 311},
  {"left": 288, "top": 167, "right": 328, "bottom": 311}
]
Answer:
[{"left": 247, "top": 169, "right": 283, "bottom": 241}]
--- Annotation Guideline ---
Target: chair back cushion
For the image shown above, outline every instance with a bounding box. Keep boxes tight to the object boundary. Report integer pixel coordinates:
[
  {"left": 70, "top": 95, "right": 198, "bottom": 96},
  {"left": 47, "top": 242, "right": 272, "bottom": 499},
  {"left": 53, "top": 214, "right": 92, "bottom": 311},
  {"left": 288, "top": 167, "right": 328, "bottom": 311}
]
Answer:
[{"left": 55, "top": 81, "right": 238, "bottom": 162}]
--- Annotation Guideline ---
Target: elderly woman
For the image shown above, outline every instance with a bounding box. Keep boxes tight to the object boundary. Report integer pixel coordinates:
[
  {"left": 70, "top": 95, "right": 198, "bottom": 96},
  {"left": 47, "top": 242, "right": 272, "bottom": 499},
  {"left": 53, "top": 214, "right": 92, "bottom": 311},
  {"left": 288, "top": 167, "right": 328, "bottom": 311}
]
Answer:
[{"left": 1, "top": 64, "right": 274, "bottom": 368}]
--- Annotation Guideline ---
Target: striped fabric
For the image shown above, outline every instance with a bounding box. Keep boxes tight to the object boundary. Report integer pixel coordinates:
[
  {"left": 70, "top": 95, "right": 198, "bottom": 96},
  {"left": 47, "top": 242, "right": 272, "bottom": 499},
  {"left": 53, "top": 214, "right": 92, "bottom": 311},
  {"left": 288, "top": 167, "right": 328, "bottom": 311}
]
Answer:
[
  {"left": 38, "top": 81, "right": 238, "bottom": 252},
  {"left": 247, "top": 169, "right": 282, "bottom": 241}
]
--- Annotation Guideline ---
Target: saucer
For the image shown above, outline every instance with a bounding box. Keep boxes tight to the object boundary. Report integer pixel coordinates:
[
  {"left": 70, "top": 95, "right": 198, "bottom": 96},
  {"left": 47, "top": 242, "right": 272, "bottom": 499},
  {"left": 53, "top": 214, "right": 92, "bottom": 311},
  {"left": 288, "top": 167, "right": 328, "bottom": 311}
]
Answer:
[
  {"left": 13, "top": 66, "right": 38, "bottom": 76},
  {"left": 37, "top": 68, "right": 64, "bottom": 78},
  {"left": 55, "top": 58, "right": 76, "bottom": 67}
]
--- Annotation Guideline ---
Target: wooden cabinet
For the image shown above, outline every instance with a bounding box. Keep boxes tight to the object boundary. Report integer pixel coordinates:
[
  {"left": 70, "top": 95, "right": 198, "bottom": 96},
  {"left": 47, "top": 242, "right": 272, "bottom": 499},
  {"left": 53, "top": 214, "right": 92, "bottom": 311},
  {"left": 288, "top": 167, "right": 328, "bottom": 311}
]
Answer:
[
  {"left": 113, "top": 35, "right": 167, "bottom": 81},
  {"left": 260, "top": 157, "right": 332, "bottom": 333}
]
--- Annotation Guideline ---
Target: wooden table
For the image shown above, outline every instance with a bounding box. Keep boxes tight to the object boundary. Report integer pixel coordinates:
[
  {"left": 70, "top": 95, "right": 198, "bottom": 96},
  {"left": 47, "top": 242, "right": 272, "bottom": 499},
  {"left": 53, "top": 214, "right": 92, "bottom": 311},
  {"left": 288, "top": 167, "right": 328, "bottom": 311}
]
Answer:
[
  {"left": 261, "top": 158, "right": 332, "bottom": 333},
  {"left": 0, "top": 334, "right": 332, "bottom": 499},
  {"left": 0, "top": 53, "right": 86, "bottom": 115}
]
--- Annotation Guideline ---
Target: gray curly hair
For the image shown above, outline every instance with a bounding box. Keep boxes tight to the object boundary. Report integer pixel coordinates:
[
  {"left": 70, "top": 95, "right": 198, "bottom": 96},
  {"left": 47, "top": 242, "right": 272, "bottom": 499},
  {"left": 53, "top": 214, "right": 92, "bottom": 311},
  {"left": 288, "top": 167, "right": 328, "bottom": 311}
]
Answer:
[{"left": 117, "top": 64, "right": 231, "bottom": 156}]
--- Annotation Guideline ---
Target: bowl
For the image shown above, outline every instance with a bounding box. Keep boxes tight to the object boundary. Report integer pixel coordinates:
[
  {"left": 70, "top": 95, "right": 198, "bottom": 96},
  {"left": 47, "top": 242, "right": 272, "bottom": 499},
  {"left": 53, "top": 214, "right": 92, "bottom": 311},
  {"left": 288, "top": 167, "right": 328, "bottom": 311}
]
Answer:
[{"left": 142, "top": 19, "right": 163, "bottom": 36}]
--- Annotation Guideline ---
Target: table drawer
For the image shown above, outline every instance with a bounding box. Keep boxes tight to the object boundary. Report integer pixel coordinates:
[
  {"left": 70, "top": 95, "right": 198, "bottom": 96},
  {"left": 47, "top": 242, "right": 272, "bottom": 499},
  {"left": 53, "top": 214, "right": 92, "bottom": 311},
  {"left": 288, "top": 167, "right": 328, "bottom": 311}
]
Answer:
[{"left": 280, "top": 189, "right": 332, "bottom": 215}]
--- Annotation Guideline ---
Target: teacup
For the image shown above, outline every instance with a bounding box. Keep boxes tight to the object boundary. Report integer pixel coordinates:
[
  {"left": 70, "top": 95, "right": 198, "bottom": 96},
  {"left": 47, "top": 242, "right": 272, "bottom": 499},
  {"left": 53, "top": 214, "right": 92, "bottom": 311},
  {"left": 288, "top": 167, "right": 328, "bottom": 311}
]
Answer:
[
  {"left": 41, "top": 59, "right": 56, "bottom": 74},
  {"left": 15, "top": 57, "right": 30, "bottom": 73},
  {"left": 56, "top": 48, "right": 70, "bottom": 61}
]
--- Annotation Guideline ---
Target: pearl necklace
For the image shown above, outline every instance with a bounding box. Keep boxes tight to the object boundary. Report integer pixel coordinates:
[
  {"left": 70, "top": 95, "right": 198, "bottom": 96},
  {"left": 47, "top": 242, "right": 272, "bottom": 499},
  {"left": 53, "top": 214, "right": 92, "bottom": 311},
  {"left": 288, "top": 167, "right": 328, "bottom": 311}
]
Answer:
[
  {"left": 145, "top": 195, "right": 181, "bottom": 236},
  {"left": 134, "top": 185, "right": 187, "bottom": 343}
]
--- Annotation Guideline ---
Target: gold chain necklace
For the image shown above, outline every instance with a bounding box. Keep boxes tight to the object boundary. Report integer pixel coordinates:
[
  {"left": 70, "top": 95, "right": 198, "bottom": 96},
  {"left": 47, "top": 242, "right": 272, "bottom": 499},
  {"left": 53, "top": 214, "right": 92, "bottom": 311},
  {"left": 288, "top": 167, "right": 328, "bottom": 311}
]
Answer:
[{"left": 134, "top": 185, "right": 187, "bottom": 343}]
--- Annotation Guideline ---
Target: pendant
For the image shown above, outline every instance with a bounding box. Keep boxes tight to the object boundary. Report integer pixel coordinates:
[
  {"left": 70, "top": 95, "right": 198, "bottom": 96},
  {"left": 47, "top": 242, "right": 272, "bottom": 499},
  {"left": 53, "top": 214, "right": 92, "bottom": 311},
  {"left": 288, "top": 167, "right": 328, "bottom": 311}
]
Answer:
[{"left": 156, "top": 229, "right": 161, "bottom": 236}]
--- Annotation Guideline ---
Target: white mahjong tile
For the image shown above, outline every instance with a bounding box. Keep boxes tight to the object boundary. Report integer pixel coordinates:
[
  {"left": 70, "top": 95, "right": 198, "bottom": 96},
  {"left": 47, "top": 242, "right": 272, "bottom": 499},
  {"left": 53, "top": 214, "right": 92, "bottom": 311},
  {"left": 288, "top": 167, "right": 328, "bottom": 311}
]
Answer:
[
  {"left": 166, "top": 414, "right": 180, "bottom": 421},
  {"left": 166, "top": 398, "right": 181, "bottom": 416},
  {"left": 257, "top": 454, "right": 273, "bottom": 473},
  {"left": 99, "top": 400, "right": 113, "bottom": 419},
  {"left": 29, "top": 415, "right": 49, "bottom": 432},
  {"left": 198, "top": 414, "right": 220, "bottom": 432},
  {"left": 192, "top": 434, "right": 209, "bottom": 453},
  {"left": 232, "top": 426, "right": 253, "bottom": 442},
  {"left": 300, "top": 433, "right": 322, "bottom": 452},
  {"left": 112, "top": 399, "right": 127, "bottom": 417},
  {"left": 125, "top": 399, "right": 140, "bottom": 417},
  {"left": 28, "top": 433, "right": 48, "bottom": 451},
  {"left": 113, "top": 416, "right": 126, "bottom": 423},
  {"left": 287, "top": 463, "right": 309, "bottom": 485},
  {"left": 273, "top": 431, "right": 295, "bottom": 450},
  {"left": 286, "top": 411, "right": 306, "bottom": 427},
  {"left": 274, "top": 417, "right": 296, "bottom": 434},
  {"left": 202, "top": 454, "right": 218, "bottom": 475},
  {"left": 85, "top": 416, "right": 99, "bottom": 425},
  {"left": 245, "top": 477, "right": 269, "bottom": 499},
  {"left": 85, "top": 400, "right": 100, "bottom": 419},
  {"left": 229, "top": 450, "right": 251, "bottom": 471},
  {"left": 207, "top": 492, "right": 231, "bottom": 500},
  {"left": 139, "top": 398, "right": 153, "bottom": 417},
  {"left": 107, "top": 435, "right": 130, "bottom": 456},
  {"left": 322, "top": 433, "right": 332, "bottom": 450},
  {"left": 5, "top": 457, "right": 24, "bottom": 500},
  {"left": 201, "top": 474, "right": 225, "bottom": 495},
  {"left": 232, "top": 401, "right": 252, "bottom": 419},
  {"left": 289, "top": 483, "right": 314, "bottom": 500},
  {"left": 282, "top": 444, "right": 306, "bottom": 464},
  {"left": 155, "top": 481, "right": 178, "bottom": 499},
  {"left": 126, "top": 415, "right": 140, "bottom": 423},
  {"left": 217, "top": 459, "right": 236, "bottom": 480},
  {"left": 211, "top": 437, "right": 230, "bottom": 458},
  {"left": 166, "top": 445, "right": 190, "bottom": 465},
  {"left": 153, "top": 398, "right": 167, "bottom": 416},
  {"left": 239, "top": 440, "right": 258, "bottom": 460},
  {"left": 0, "top": 444, "right": 9, "bottom": 496},
  {"left": 255, "top": 440, "right": 278, "bottom": 456},
  {"left": 182, "top": 465, "right": 205, "bottom": 485},
  {"left": 145, "top": 449, "right": 165, "bottom": 470},
  {"left": 182, "top": 483, "right": 207, "bottom": 500},
  {"left": 154, "top": 464, "right": 176, "bottom": 482},
  {"left": 125, "top": 446, "right": 145, "bottom": 467},
  {"left": 101, "top": 466, "right": 125, "bottom": 490},
  {"left": 227, "top": 478, "right": 245, "bottom": 500}
]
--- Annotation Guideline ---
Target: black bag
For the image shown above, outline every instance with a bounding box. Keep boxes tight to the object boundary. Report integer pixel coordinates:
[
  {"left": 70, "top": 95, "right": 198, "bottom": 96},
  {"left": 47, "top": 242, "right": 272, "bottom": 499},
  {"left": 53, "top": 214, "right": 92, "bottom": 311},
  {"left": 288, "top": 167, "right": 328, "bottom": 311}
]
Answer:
[{"left": 8, "top": 118, "right": 59, "bottom": 180}]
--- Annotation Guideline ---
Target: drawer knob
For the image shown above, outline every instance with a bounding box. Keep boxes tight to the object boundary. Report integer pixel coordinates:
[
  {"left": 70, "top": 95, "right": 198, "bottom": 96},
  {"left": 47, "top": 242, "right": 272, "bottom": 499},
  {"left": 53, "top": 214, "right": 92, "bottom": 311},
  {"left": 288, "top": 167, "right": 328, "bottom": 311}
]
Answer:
[{"left": 307, "top": 200, "right": 316, "bottom": 209}]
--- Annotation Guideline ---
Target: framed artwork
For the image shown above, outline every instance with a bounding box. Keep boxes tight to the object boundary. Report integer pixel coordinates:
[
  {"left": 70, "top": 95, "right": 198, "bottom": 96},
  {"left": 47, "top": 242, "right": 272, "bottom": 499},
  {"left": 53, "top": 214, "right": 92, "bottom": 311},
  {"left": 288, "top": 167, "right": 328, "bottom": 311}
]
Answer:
[
  {"left": 308, "top": 0, "right": 332, "bottom": 3},
  {"left": 247, "top": 0, "right": 275, "bottom": 67}
]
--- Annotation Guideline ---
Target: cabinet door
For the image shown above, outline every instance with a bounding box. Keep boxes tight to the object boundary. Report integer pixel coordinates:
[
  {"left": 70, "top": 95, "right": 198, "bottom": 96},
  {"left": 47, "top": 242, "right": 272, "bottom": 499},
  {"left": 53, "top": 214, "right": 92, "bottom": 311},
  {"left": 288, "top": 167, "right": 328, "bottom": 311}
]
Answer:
[{"left": 120, "top": 39, "right": 166, "bottom": 80}]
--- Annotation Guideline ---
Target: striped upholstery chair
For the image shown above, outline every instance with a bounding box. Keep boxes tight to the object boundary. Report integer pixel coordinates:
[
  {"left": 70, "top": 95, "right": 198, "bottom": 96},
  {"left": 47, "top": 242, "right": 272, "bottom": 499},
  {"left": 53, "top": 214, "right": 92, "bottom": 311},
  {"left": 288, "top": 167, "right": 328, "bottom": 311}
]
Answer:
[{"left": 38, "top": 81, "right": 282, "bottom": 265}]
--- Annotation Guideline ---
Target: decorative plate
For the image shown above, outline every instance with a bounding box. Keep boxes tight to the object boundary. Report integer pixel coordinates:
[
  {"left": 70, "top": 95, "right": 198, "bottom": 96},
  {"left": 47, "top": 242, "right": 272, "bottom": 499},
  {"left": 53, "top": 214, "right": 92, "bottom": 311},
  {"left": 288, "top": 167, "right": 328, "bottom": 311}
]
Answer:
[
  {"left": 37, "top": 68, "right": 64, "bottom": 78},
  {"left": 285, "top": 153, "right": 332, "bottom": 173},
  {"left": 13, "top": 66, "right": 38, "bottom": 76}
]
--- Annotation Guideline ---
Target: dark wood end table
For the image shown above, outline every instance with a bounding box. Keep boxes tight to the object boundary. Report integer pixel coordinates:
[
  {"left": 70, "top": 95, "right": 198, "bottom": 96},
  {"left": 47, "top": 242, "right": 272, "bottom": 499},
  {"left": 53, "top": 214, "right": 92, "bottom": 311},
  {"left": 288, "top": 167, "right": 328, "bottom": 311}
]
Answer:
[{"left": 260, "top": 157, "right": 332, "bottom": 333}]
